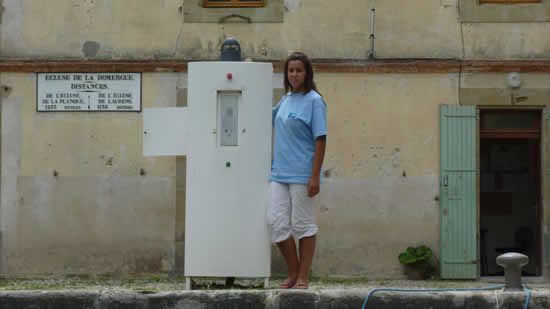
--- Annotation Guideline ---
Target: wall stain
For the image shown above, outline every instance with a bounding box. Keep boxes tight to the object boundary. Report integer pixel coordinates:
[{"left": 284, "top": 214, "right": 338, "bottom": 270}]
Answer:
[
  {"left": 0, "top": 85, "right": 12, "bottom": 98},
  {"left": 82, "top": 41, "right": 100, "bottom": 58}
]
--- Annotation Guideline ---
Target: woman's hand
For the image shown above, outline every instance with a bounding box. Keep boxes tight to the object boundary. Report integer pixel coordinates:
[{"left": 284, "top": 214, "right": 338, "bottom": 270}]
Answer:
[
  {"left": 307, "top": 175, "right": 320, "bottom": 197},
  {"left": 308, "top": 136, "right": 326, "bottom": 198}
]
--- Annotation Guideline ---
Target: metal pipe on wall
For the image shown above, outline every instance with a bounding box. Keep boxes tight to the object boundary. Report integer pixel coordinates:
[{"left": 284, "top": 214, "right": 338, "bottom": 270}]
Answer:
[{"left": 368, "top": 8, "right": 376, "bottom": 59}]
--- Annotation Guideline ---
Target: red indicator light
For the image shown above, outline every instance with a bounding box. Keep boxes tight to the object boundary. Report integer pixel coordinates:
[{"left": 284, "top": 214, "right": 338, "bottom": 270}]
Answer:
[{"left": 227, "top": 73, "right": 233, "bottom": 80}]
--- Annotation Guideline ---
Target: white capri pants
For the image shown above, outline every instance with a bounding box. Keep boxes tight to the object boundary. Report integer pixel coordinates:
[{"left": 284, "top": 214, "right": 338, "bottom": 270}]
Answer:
[{"left": 267, "top": 181, "right": 318, "bottom": 243}]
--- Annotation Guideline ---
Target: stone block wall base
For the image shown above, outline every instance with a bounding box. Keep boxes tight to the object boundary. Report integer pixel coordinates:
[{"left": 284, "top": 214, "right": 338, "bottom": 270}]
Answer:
[{"left": 0, "top": 290, "right": 549, "bottom": 309}]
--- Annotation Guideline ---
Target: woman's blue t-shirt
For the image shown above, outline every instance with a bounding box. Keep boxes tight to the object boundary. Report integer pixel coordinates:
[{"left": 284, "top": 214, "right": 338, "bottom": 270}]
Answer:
[{"left": 270, "top": 90, "right": 327, "bottom": 184}]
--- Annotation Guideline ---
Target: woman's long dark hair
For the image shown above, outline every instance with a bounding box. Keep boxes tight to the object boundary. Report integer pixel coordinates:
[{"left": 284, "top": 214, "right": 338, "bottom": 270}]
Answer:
[{"left": 284, "top": 52, "right": 320, "bottom": 95}]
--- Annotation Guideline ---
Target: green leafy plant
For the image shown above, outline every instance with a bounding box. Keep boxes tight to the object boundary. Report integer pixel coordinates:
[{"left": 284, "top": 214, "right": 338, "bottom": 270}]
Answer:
[{"left": 398, "top": 245, "right": 437, "bottom": 279}]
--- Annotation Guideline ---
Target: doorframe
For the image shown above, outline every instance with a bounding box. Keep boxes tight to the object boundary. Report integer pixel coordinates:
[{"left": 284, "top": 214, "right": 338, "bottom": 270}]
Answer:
[{"left": 477, "top": 106, "right": 544, "bottom": 277}]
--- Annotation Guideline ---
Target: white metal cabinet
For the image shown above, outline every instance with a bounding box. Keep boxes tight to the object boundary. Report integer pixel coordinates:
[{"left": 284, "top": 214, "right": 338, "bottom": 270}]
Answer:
[{"left": 143, "top": 62, "right": 273, "bottom": 288}]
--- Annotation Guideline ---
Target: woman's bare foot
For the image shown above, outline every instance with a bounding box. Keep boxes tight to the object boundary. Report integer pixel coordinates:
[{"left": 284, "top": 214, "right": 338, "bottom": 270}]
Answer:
[
  {"left": 292, "top": 280, "right": 309, "bottom": 289},
  {"left": 279, "top": 277, "right": 297, "bottom": 289}
]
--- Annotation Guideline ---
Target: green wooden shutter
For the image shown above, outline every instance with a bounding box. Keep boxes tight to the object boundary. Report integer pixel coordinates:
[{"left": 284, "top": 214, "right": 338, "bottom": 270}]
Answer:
[{"left": 440, "top": 105, "right": 478, "bottom": 279}]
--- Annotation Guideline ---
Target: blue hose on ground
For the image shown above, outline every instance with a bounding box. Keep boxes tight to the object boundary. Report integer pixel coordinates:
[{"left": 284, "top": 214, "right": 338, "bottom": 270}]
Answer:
[
  {"left": 360, "top": 285, "right": 532, "bottom": 309},
  {"left": 522, "top": 285, "right": 532, "bottom": 309}
]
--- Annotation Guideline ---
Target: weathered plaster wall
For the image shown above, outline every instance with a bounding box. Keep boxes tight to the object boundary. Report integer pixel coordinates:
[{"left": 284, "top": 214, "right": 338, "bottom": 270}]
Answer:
[
  {"left": 460, "top": 73, "right": 550, "bottom": 106},
  {"left": 463, "top": 23, "right": 550, "bottom": 60},
  {"left": 301, "top": 73, "right": 457, "bottom": 278},
  {"left": 460, "top": 0, "right": 550, "bottom": 22},
  {"left": 0, "top": 69, "right": 456, "bottom": 277},
  {"left": 178, "top": 0, "right": 462, "bottom": 60},
  {"left": 0, "top": 72, "right": 548, "bottom": 277},
  {"left": 1, "top": 0, "right": 545, "bottom": 60},
  {"left": 3, "top": 70, "right": 547, "bottom": 277},
  {"left": 1, "top": 0, "right": 183, "bottom": 60},
  {"left": 0, "top": 73, "right": 179, "bottom": 275}
]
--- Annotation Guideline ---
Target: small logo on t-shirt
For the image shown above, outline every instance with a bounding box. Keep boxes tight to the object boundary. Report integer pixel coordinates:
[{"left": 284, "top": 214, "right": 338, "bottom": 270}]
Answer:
[{"left": 288, "top": 112, "right": 297, "bottom": 119}]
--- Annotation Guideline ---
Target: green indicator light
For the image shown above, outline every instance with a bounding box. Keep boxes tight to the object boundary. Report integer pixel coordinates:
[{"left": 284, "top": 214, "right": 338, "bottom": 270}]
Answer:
[{"left": 226, "top": 162, "right": 231, "bottom": 167}]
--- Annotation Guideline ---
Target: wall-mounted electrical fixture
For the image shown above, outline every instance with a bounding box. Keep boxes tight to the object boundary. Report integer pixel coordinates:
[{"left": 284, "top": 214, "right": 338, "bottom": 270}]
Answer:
[
  {"left": 507, "top": 72, "right": 521, "bottom": 89},
  {"left": 507, "top": 72, "right": 526, "bottom": 105}
]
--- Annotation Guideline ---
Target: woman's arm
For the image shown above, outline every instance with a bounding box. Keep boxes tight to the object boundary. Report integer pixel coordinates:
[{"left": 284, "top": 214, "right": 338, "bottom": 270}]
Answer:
[{"left": 307, "top": 135, "right": 327, "bottom": 197}]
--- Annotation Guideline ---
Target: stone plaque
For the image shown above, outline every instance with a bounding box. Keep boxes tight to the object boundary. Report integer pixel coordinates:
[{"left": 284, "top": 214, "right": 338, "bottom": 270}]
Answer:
[{"left": 37, "top": 73, "right": 141, "bottom": 112}]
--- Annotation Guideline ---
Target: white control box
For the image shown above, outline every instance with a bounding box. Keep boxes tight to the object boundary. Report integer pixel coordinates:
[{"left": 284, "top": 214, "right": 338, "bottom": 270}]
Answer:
[{"left": 143, "top": 62, "right": 273, "bottom": 286}]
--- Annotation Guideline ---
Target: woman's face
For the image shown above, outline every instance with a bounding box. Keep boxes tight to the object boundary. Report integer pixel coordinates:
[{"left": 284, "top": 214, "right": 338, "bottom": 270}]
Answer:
[{"left": 287, "top": 60, "right": 306, "bottom": 92}]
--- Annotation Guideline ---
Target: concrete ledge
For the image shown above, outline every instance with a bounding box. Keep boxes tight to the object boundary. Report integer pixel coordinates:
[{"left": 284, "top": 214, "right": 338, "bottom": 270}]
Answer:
[{"left": 0, "top": 289, "right": 549, "bottom": 309}]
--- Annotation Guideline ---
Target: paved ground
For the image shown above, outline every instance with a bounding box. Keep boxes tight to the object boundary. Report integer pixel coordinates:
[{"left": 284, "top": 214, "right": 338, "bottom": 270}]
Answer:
[{"left": 0, "top": 275, "right": 548, "bottom": 291}]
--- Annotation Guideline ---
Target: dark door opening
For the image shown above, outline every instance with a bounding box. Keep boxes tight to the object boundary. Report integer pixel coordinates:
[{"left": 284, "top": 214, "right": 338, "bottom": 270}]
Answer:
[{"left": 479, "top": 110, "right": 542, "bottom": 276}]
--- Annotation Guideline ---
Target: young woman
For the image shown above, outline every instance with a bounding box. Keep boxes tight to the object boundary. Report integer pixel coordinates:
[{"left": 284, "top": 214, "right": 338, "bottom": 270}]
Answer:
[{"left": 269, "top": 52, "right": 327, "bottom": 289}]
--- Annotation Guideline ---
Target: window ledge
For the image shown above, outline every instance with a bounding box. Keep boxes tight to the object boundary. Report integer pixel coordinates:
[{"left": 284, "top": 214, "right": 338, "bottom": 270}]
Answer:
[
  {"left": 183, "top": 0, "right": 283, "bottom": 23},
  {"left": 460, "top": 0, "right": 550, "bottom": 22}
]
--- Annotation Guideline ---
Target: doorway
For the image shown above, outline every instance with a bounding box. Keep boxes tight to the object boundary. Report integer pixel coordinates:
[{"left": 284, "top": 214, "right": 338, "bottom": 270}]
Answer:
[{"left": 479, "top": 109, "right": 542, "bottom": 276}]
